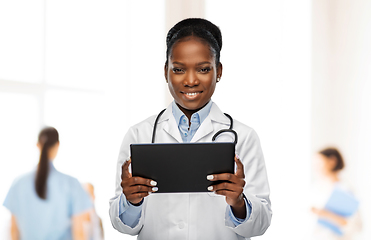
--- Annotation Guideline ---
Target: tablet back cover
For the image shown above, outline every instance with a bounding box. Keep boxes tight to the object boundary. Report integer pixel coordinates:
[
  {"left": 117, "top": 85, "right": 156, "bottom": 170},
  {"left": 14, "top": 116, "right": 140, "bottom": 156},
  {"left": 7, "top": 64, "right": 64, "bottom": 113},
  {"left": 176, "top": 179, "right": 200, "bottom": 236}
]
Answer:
[{"left": 130, "top": 143, "right": 235, "bottom": 193}]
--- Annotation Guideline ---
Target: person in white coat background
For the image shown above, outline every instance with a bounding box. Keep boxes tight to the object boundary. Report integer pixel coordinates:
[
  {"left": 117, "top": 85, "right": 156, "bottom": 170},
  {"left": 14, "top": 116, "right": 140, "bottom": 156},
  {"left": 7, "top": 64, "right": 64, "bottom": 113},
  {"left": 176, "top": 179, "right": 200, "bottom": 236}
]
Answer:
[
  {"left": 310, "top": 147, "right": 362, "bottom": 240},
  {"left": 109, "top": 18, "right": 272, "bottom": 240}
]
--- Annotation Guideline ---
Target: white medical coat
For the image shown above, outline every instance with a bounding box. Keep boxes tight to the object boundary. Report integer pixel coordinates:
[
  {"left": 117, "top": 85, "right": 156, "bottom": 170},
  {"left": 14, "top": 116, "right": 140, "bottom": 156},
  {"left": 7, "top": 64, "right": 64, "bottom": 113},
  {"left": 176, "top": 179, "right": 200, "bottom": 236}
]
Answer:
[{"left": 109, "top": 102, "right": 272, "bottom": 240}]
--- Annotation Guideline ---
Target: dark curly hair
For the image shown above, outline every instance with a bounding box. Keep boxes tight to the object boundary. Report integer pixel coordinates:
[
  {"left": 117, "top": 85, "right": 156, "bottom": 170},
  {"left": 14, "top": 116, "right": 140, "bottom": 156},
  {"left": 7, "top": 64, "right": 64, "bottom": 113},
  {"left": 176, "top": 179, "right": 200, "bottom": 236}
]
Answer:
[
  {"left": 319, "top": 147, "right": 345, "bottom": 172},
  {"left": 165, "top": 18, "right": 222, "bottom": 66}
]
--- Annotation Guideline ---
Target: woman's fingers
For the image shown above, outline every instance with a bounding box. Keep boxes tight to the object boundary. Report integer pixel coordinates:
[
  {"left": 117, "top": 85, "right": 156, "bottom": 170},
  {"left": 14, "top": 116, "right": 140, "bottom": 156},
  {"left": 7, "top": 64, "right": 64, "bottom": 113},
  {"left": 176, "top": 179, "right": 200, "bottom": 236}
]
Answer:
[
  {"left": 126, "top": 192, "right": 150, "bottom": 203},
  {"left": 121, "top": 177, "right": 158, "bottom": 204},
  {"left": 125, "top": 185, "right": 158, "bottom": 203},
  {"left": 213, "top": 189, "right": 241, "bottom": 200},
  {"left": 121, "top": 158, "right": 132, "bottom": 179},
  {"left": 208, "top": 179, "right": 245, "bottom": 207},
  {"left": 207, "top": 155, "right": 246, "bottom": 208},
  {"left": 207, "top": 181, "right": 242, "bottom": 193},
  {"left": 124, "top": 179, "right": 158, "bottom": 193},
  {"left": 207, "top": 173, "right": 245, "bottom": 186},
  {"left": 122, "top": 177, "right": 157, "bottom": 190},
  {"left": 235, "top": 155, "right": 245, "bottom": 179},
  {"left": 207, "top": 174, "right": 244, "bottom": 199},
  {"left": 121, "top": 158, "right": 158, "bottom": 204}
]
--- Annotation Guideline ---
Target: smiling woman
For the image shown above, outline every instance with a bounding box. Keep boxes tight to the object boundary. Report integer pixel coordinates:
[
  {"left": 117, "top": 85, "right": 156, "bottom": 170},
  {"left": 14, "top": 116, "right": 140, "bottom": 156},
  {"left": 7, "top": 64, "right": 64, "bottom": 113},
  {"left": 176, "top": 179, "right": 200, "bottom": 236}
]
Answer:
[
  {"left": 165, "top": 36, "right": 221, "bottom": 120},
  {"left": 109, "top": 18, "right": 272, "bottom": 240}
]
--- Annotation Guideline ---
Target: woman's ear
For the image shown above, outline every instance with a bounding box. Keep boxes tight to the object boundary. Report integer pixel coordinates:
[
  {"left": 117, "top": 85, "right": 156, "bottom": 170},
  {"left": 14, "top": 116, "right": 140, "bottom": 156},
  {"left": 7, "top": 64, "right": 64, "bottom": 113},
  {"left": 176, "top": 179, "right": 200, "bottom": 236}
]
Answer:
[
  {"left": 217, "top": 62, "right": 223, "bottom": 79},
  {"left": 328, "top": 156, "right": 338, "bottom": 172},
  {"left": 164, "top": 64, "right": 168, "bottom": 83},
  {"left": 48, "top": 141, "right": 60, "bottom": 161}
]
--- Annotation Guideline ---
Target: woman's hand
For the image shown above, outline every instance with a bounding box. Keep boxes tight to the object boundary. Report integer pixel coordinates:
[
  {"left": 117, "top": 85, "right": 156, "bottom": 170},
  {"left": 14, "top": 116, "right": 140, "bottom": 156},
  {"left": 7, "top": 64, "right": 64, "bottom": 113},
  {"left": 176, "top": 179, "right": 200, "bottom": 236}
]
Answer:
[
  {"left": 10, "top": 215, "right": 19, "bottom": 240},
  {"left": 207, "top": 155, "right": 246, "bottom": 219},
  {"left": 72, "top": 211, "right": 90, "bottom": 240},
  {"left": 121, "top": 158, "right": 158, "bottom": 205},
  {"left": 311, "top": 207, "right": 348, "bottom": 226}
]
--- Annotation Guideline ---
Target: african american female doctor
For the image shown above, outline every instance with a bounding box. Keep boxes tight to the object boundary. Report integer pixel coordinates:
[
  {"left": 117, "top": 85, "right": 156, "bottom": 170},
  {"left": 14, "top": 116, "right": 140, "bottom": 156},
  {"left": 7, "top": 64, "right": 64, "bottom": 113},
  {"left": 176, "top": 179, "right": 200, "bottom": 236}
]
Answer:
[{"left": 109, "top": 18, "right": 272, "bottom": 240}]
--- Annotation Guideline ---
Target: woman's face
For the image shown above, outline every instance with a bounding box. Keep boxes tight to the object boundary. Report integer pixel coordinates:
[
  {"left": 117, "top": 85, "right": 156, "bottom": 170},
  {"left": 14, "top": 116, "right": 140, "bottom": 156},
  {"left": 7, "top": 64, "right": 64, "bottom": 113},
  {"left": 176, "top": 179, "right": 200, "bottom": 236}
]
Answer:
[
  {"left": 165, "top": 36, "right": 222, "bottom": 113},
  {"left": 315, "top": 153, "right": 336, "bottom": 176}
]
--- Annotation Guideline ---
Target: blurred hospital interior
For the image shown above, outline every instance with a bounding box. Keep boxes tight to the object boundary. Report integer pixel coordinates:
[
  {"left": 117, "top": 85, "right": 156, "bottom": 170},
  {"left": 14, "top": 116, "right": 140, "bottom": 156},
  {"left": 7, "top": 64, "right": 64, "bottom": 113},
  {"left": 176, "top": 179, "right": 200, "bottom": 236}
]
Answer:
[{"left": 0, "top": 0, "right": 370, "bottom": 239}]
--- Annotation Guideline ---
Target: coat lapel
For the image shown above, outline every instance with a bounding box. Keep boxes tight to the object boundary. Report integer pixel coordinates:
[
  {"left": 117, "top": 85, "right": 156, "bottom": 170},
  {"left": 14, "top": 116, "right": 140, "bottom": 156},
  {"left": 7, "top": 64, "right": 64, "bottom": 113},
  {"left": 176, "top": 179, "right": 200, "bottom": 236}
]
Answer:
[
  {"left": 191, "top": 103, "right": 230, "bottom": 143},
  {"left": 160, "top": 105, "right": 182, "bottom": 143},
  {"left": 190, "top": 116, "right": 214, "bottom": 143},
  {"left": 163, "top": 117, "right": 182, "bottom": 143},
  {"left": 158, "top": 102, "right": 230, "bottom": 143}
]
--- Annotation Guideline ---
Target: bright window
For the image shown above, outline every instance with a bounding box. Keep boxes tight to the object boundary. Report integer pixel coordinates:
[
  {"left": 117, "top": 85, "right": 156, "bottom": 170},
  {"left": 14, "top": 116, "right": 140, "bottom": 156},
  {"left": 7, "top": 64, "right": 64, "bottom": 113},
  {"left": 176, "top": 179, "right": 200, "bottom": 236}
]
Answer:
[
  {"left": 0, "top": 1, "right": 165, "bottom": 239},
  {"left": 0, "top": 0, "right": 44, "bottom": 83}
]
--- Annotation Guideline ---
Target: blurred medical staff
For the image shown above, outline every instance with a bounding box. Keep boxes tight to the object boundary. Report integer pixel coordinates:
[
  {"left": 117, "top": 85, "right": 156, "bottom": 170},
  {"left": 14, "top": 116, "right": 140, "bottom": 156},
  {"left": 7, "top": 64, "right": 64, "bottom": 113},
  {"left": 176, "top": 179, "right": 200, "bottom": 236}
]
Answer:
[
  {"left": 83, "top": 183, "right": 104, "bottom": 240},
  {"left": 3, "top": 127, "right": 92, "bottom": 240},
  {"left": 310, "top": 147, "right": 362, "bottom": 240}
]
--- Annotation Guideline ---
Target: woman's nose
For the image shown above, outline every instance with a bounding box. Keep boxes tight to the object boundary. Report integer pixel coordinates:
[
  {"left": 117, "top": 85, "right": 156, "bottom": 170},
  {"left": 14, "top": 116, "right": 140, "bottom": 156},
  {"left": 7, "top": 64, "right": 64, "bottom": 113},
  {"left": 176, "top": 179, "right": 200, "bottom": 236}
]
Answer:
[{"left": 183, "top": 71, "right": 199, "bottom": 87}]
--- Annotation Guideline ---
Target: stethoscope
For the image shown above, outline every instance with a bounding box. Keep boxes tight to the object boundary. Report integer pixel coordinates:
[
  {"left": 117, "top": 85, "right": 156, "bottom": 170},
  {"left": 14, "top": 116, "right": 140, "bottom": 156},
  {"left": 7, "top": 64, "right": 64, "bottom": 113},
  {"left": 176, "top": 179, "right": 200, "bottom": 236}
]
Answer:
[{"left": 151, "top": 109, "right": 238, "bottom": 145}]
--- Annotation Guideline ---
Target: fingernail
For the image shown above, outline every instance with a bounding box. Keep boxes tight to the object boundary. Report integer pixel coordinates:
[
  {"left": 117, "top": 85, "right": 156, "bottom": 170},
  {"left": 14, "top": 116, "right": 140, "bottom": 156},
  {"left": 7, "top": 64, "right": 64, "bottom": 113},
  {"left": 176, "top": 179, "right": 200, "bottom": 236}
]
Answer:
[
  {"left": 236, "top": 154, "right": 240, "bottom": 160},
  {"left": 207, "top": 186, "right": 213, "bottom": 191},
  {"left": 150, "top": 180, "right": 157, "bottom": 186},
  {"left": 152, "top": 187, "right": 158, "bottom": 192},
  {"left": 207, "top": 175, "right": 214, "bottom": 180}
]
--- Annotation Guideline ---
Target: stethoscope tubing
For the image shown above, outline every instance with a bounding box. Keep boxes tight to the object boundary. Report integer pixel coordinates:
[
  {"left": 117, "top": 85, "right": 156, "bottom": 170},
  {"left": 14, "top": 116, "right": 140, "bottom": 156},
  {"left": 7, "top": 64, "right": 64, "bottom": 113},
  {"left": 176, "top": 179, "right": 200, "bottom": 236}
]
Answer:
[{"left": 152, "top": 109, "right": 237, "bottom": 145}]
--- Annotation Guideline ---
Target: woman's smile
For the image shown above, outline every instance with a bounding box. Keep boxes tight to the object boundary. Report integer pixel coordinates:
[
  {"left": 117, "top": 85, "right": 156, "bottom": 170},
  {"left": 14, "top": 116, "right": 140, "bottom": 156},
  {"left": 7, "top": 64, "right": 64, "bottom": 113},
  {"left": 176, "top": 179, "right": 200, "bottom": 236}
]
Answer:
[{"left": 181, "top": 91, "right": 203, "bottom": 99}]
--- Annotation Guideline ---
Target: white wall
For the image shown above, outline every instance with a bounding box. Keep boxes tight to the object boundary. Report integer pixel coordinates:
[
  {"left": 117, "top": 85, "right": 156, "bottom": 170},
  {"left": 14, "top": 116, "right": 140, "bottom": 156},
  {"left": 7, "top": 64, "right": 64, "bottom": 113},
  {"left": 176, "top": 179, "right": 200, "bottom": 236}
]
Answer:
[
  {"left": 312, "top": 0, "right": 371, "bottom": 239},
  {"left": 206, "top": 0, "right": 312, "bottom": 239}
]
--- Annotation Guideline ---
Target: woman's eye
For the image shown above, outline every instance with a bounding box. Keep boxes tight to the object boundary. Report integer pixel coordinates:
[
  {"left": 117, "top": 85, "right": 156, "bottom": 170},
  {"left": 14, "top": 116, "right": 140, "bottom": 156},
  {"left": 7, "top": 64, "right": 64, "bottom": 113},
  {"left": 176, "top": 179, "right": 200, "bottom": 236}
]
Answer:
[
  {"left": 199, "top": 67, "right": 211, "bottom": 73},
  {"left": 172, "top": 68, "right": 184, "bottom": 73}
]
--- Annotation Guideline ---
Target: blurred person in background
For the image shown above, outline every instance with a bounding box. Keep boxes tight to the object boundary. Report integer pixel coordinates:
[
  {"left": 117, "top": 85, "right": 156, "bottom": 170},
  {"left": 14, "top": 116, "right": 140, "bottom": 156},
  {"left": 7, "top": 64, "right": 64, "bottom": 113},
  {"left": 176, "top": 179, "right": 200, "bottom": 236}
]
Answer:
[
  {"left": 310, "top": 147, "right": 362, "bottom": 240},
  {"left": 83, "top": 183, "right": 104, "bottom": 240},
  {"left": 3, "top": 127, "right": 92, "bottom": 240}
]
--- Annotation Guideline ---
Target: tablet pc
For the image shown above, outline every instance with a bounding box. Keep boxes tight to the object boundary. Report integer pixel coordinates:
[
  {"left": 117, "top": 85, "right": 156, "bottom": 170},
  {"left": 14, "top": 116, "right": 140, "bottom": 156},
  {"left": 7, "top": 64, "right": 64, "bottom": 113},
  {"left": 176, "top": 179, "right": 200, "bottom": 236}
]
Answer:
[{"left": 130, "top": 142, "right": 235, "bottom": 193}]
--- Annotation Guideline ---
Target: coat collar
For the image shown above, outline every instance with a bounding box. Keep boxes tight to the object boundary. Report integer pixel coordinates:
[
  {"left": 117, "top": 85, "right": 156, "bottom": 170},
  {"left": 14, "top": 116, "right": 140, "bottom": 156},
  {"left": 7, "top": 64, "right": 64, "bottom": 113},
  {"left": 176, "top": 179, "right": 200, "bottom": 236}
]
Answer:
[
  {"left": 159, "top": 104, "right": 183, "bottom": 143},
  {"left": 157, "top": 102, "right": 231, "bottom": 143}
]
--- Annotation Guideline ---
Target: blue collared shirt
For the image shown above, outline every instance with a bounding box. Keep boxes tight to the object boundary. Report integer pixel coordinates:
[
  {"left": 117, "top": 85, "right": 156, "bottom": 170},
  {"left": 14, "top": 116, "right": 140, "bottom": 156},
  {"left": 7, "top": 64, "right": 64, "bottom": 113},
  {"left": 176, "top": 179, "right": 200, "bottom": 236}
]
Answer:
[
  {"left": 119, "top": 100, "right": 251, "bottom": 227},
  {"left": 172, "top": 100, "right": 213, "bottom": 142},
  {"left": 3, "top": 162, "right": 92, "bottom": 240}
]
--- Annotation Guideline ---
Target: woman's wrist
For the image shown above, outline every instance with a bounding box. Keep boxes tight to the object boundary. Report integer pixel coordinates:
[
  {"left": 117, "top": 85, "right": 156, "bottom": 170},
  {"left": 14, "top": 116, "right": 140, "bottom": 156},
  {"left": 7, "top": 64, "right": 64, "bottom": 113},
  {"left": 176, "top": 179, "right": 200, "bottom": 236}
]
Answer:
[
  {"left": 231, "top": 196, "right": 246, "bottom": 219},
  {"left": 129, "top": 198, "right": 144, "bottom": 206}
]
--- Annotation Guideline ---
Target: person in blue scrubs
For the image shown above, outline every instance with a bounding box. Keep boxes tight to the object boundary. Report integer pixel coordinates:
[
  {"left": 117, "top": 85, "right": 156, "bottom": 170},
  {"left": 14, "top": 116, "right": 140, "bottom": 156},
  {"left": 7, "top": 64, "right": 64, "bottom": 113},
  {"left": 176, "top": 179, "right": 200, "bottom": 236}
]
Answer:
[{"left": 3, "top": 127, "right": 92, "bottom": 240}]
